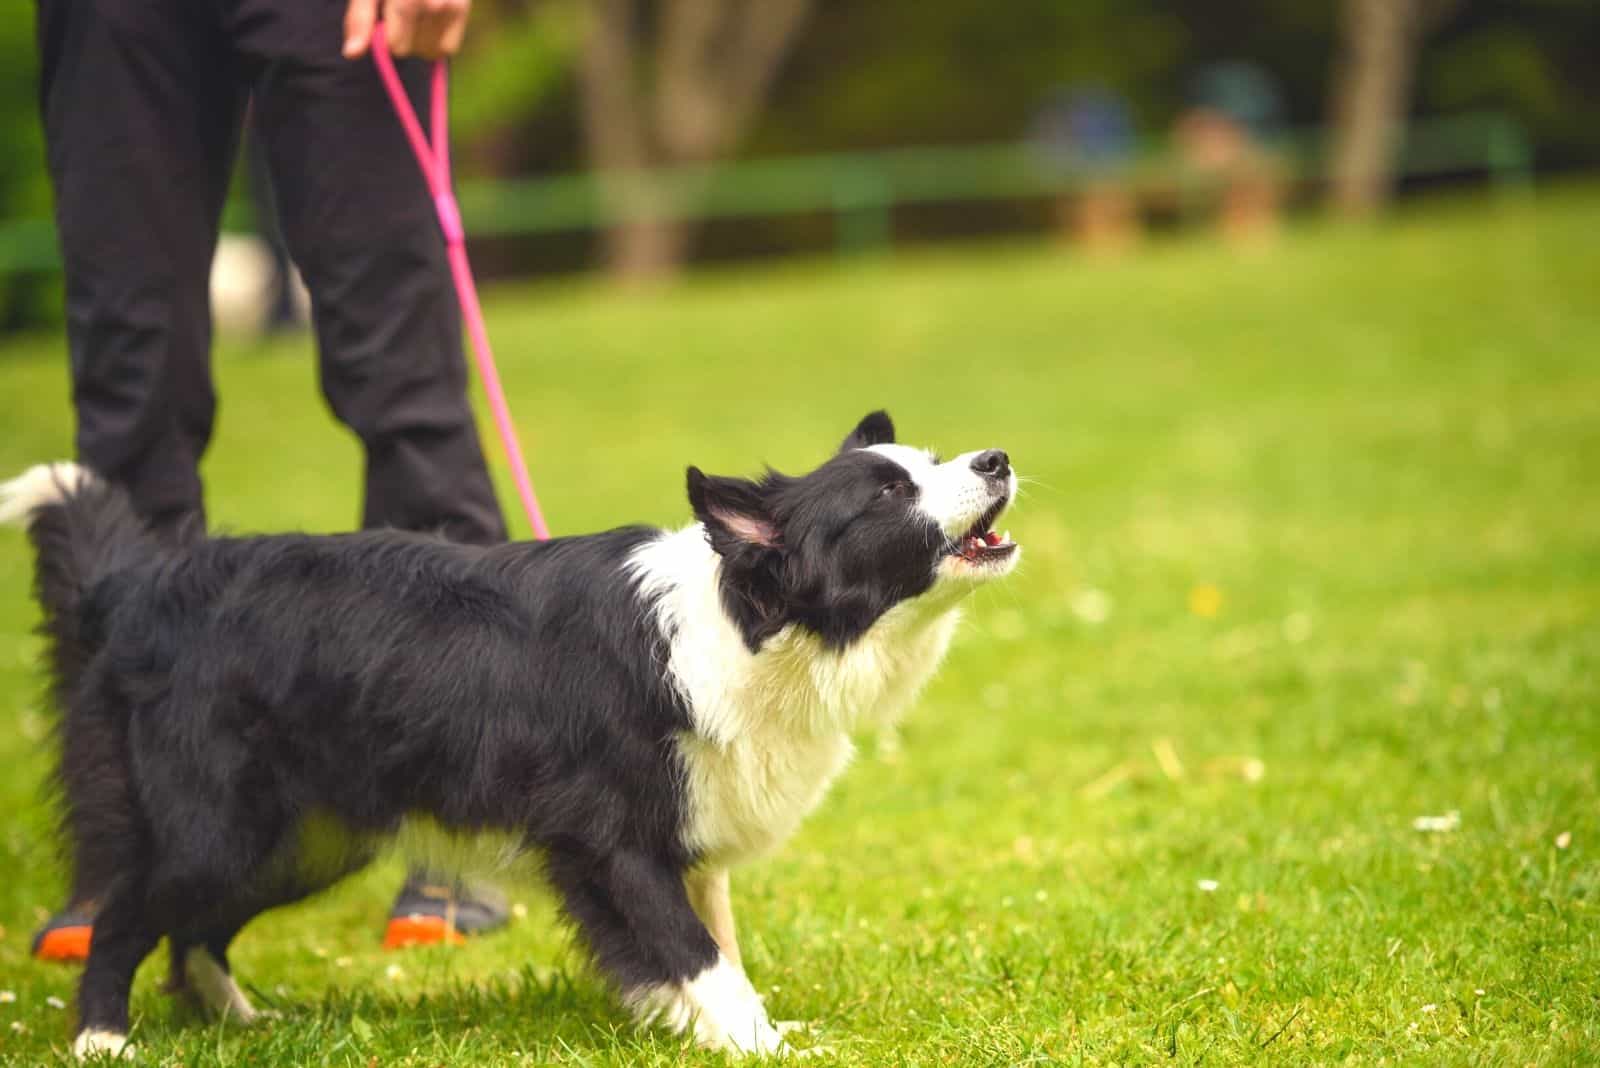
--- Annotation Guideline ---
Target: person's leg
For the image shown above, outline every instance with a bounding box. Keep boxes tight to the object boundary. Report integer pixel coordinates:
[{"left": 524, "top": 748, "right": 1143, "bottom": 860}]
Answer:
[
  {"left": 36, "top": 0, "right": 243, "bottom": 535},
  {"left": 235, "top": 2, "right": 508, "bottom": 943},
  {"left": 239, "top": 4, "right": 506, "bottom": 547},
  {"left": 32, "top": 0, "right": 243, "bottom": 963}
]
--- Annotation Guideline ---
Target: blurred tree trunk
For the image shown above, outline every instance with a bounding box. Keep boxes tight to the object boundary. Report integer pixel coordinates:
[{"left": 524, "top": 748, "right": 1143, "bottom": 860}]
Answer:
[
  {"left": 578, "top": 0, "right": 813, "bottom": 279},
  {"left": 1327, "top": 0, "right": 1459, "bottom": 216}
]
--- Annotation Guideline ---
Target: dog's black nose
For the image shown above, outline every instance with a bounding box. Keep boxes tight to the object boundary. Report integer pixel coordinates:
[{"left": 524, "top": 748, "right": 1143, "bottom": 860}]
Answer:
[{"left": 971, "top": 449, "right": 1010, "bottom": 480}]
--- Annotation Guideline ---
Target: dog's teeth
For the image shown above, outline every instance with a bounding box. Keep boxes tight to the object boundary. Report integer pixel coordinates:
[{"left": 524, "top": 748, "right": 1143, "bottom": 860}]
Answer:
[{"left": 1002, "top": 530, "right": 1011, "bottom": 543}]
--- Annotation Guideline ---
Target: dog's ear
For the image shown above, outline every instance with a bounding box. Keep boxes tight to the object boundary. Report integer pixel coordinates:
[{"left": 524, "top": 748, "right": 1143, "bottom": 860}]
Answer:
[
  {"left": 687, "top": 467, "right": 789, "bottom": 651},
  {"left": 687, "top": 467, "right": 780, "bottom": 552},
  {"left": 839, "top": 410, "right": 895, "bottom": 452}
]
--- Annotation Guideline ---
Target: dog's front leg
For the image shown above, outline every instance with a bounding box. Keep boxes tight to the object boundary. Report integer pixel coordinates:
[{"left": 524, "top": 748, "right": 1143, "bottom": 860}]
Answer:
[
  {"left": 685, "top": 867, "right": 741, "bottom": 969},
  {"left": 547, "top": 848, "right": 784, "bottom": 1055},
  {"left": 684, "top": 868, "right": 820, "bottom": 1049}
]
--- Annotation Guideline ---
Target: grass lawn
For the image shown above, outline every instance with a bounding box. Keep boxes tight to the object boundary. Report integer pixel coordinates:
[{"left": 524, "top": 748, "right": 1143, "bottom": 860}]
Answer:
[{"left": 0, "top": 185, "right": 1597, "bottom": 1065}]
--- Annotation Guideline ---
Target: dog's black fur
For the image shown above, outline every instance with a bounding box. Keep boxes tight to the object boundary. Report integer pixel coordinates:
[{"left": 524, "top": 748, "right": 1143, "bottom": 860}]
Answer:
[
  {"left": 8, "top": 412, "right": 1013, "bottom": 1049},
  {"left": 35, "top": 508, "right": 725, "bottom": 1033}
]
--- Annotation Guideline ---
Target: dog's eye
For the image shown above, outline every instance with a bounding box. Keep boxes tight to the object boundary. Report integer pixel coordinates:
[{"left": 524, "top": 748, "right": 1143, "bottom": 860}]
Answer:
[{"left": 879, "top": 481, "right": 914, "bottom": 499}]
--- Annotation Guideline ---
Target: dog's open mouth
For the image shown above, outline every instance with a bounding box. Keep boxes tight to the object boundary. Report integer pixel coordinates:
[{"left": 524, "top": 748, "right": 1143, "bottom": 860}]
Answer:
[{"left": 949, "top": 498, "right": 1017, "bottom": 565}]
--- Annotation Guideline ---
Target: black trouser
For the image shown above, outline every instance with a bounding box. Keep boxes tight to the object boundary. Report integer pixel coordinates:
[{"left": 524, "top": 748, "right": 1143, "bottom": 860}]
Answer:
[{"left": 36, "top": 0, "right": 506, "bottom": 545}]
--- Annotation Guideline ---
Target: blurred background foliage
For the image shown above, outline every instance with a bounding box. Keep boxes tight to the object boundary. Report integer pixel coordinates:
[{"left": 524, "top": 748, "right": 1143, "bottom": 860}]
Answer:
[
  {"left": 437, "top": 0, "right": 1599, "bottom": 172},
  {"left": 1, "top": 0, "right": 1596, "bottom": 324}
]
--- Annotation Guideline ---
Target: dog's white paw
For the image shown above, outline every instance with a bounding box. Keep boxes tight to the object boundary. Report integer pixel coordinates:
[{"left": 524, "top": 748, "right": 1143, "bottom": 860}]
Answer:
[
  {"left": 701, "top": 1012, "right": 832, "bottom": 1056},
  {"left": 71, "top": 1030, "right": 135, "bottom": 1060},
  {"left": 634, "top": 956, "right": 808, "bottom": 1056},
  {"left": 708, "top": 1014, "right": 787, "bottom": 1056},
  {"left": 772, "top": 1021, "right": 833, "bottom": 1057}
]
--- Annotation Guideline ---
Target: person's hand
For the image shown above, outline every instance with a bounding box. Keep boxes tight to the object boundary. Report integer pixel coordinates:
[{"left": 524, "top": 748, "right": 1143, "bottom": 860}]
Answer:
[{"left": 343, "top": 0, "right": 473, "bottom": 61}]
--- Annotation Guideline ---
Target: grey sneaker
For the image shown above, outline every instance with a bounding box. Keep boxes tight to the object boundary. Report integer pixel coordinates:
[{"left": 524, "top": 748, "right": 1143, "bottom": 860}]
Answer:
[{"left": 383, "top": 872, "right": 509, "bottom": 949}]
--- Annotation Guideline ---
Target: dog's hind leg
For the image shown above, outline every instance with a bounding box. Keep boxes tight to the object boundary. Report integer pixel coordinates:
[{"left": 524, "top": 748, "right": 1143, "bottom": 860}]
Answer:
[
  {"left": 168, "top": 931, "right": 262, "bottom": 1025},
  {"left": 547, "top": 848, "right": 784, "bottom": 1056},
  {"left": 183, "top": 942, "right": 261, "bottom": 1024},
  {"left": 73, "top": 888, "right": 159, "bottom": 1060}
]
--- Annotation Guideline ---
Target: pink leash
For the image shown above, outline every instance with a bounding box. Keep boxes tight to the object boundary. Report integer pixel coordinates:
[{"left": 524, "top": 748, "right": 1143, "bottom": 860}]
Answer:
[{"left": 370, "top": 28, "right": 552, "bottom": 541}]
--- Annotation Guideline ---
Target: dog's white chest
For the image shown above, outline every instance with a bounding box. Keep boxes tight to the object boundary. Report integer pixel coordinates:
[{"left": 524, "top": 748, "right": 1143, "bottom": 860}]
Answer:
[
  {"left": 677, "top": 727, "right": 854, "bottom": 866},
  {"left": 673, "top": 627, "right": 880, "bottom": 864},
  {"left": 630, "top": 525, "right": 963, "bottom": 866},
  {"left": 671, "top": 615, "right": 953, "bottom": 863}
]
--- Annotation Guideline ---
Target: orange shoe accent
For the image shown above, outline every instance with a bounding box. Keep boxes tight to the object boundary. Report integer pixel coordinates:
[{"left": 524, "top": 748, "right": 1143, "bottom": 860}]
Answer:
[
  {"left": 33, "top": 924, "right": 93, "bottom": 962},
  {"left": 382, "top": 914, "right": 464, "bottom": 950}
]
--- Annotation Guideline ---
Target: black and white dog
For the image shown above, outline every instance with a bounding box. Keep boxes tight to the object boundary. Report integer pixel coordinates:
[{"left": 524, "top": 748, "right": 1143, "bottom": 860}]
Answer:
[{"left": 0, "top": 412, "right": 1019, "bottom": 1058}]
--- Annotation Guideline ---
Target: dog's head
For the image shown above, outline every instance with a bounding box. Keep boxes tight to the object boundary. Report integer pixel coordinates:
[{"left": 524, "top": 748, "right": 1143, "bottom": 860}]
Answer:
[{"left": 688, "top": 411, "right": 1019, "bottom": 651}]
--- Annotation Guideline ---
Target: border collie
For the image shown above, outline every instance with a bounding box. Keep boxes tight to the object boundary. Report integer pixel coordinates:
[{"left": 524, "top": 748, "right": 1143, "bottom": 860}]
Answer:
[{"left": 0, "top": 412, "right": 1019, "bottom": 1058}]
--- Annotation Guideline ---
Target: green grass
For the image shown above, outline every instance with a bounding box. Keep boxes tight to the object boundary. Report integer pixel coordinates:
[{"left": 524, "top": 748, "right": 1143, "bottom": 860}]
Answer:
[{"left": 2, "top": 186, "right": 1598, "bottom": 1065}]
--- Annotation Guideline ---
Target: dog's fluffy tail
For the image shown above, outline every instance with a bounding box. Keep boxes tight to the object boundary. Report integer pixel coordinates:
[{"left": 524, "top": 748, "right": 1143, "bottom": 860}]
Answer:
[
  {"left": 3, "top": 463, "right": 168, "bottom": 908},
  {"left": 0, "top": 462, "right": 96, "bottom": 526},
  {"left": 1, "top": 462, "right": 160, "bottom": 702}
]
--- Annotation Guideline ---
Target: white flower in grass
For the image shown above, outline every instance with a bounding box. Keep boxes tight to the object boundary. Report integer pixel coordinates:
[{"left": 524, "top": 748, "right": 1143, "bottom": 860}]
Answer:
[
  {"left": 1420, "top": 1003, "right": 1437, "bottom": 1014},
  {"left": 1556, "top": 831, "right": 1572, "bottom": 850},
  {"left": 0, "top": 990, "right": 14, "bottom": 1004},
  {"left": 45, "top": 996, "right": 65, "bottom": 1010},
  {"left": 1411, "top": 811, "right": 1460, "bottom": 833},
  {"left": 384, "top": 964, "right": 405, "bottom": 982},
  {"left": 1070, "top": 588, "right": 1112, "bottom": 625},
  {"left": 9, "top": 1022, "right": 25, "bottom": 1034},
  {"left": 1196, "top": 879, "right": 1220, "bottom": 893}
]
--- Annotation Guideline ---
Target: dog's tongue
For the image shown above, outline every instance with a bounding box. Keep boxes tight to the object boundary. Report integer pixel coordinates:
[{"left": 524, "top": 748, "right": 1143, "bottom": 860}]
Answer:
[{"left": 983, "top": 531, "right": 1001, "bottom": 547}]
